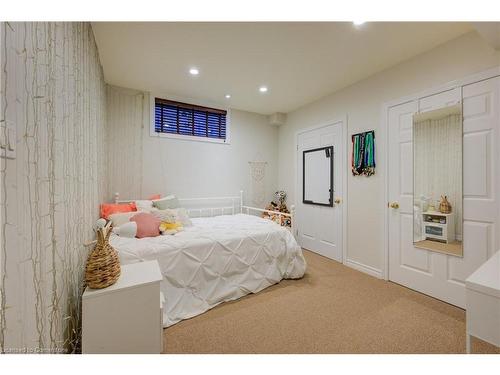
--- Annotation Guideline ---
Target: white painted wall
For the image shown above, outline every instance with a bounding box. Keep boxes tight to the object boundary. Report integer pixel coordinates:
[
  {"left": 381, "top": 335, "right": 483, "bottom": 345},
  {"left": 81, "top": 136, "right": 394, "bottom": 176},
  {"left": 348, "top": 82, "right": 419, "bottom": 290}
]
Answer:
[
  {"left": 106, "top": 87, "right": 279, "bottom": 205},
  {"left": 278, "top": 31, "right": 500, "bottom": 274}
]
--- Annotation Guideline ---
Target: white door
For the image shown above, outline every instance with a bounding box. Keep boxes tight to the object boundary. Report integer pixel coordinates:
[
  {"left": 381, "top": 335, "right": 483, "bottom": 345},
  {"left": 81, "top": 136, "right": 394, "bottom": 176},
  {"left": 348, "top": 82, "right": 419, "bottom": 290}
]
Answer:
[
  {"left": 388, "top": 77, "right": 500, "bottom": 307},
  {"left": 297, "top": 122, "right": 344, "bottom": 262}
]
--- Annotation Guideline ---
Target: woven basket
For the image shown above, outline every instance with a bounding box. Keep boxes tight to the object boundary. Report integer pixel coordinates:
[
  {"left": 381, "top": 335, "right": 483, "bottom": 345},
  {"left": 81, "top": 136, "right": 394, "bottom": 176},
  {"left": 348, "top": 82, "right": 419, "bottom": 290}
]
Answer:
[{"left": 85, "top": 225, "right": 121, "bottom": 289}]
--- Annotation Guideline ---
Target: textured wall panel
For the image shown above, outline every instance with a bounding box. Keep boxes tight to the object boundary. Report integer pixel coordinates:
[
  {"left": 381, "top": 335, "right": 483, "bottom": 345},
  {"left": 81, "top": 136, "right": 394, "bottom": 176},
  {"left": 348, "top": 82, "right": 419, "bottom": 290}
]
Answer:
[
  {"left": 0, "top": 22, "right": 106, "bottom": 353},
  {"left": 106, "top": 85, "right": 144, "bottom": 200}
]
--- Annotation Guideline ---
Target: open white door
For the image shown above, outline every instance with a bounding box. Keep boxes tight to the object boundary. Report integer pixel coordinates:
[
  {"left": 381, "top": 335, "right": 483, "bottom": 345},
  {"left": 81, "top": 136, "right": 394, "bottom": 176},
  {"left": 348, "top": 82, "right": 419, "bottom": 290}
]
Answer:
[
  {"left": 296, "top": 121, "right": 344, "bottom": 262},
  {"left": 387, "top": 77, "right": 500, "bottom": 308}
]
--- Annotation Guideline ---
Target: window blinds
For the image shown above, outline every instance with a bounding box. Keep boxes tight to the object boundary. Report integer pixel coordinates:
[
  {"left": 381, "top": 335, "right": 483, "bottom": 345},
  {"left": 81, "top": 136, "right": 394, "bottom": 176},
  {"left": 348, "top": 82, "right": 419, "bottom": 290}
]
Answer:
[{"left": 154, "top": 98, "right": 227, "bottom": 140}]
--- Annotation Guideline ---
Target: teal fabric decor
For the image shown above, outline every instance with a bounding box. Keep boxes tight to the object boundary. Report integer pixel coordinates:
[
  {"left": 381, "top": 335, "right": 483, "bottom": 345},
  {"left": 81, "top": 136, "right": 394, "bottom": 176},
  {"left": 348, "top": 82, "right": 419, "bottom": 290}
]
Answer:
[{"left": 351, "top": 130, "right": 376, "bottom": 176}]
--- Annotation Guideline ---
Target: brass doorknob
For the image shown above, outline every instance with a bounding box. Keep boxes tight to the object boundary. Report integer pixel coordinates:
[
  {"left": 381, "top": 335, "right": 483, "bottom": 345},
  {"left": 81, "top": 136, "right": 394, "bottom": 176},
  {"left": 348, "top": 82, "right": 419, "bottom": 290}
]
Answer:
[
  {"left": 389, "top": 202, "right": 399, "bottom": 209},
  {"left": 334, "top": 198, "right": 341, "bottom": 204}
]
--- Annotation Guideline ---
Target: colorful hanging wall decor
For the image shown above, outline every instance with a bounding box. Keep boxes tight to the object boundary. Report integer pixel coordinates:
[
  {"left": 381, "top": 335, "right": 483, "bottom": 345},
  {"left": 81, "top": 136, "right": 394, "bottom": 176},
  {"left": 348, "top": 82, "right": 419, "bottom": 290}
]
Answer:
[{"left": 351, "top": 130, "right": 376, "bottom": 176}]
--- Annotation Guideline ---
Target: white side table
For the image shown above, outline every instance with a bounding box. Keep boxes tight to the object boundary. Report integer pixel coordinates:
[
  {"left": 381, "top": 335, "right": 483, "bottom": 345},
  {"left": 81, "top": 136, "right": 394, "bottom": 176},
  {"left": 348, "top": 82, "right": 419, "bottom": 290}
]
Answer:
[
  {"left": 421, "top": 211, "right": 455, "bottom": 243},
  {"left": 465, "top": 250, "right": 500, "bottom": 353},
  {"left": 82, "top": 260, "right": 164, "bottom": 353}
]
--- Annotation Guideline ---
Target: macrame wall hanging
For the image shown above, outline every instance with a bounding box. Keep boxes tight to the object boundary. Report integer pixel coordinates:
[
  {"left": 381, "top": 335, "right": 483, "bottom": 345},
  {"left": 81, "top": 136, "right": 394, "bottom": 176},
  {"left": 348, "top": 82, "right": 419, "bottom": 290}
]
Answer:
[
  {"left": 352, "top": 130, "right": 376, "bottom": 176},
  {"left": 249, "top": 161, "right": 267, "bottom": 206}
]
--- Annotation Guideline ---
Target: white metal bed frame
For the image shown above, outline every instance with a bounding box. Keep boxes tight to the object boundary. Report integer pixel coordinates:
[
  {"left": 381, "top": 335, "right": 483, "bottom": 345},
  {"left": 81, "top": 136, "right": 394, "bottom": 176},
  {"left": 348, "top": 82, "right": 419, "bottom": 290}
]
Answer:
[{"left": 114, "top": 190, "right": 296, "bottom": 236}]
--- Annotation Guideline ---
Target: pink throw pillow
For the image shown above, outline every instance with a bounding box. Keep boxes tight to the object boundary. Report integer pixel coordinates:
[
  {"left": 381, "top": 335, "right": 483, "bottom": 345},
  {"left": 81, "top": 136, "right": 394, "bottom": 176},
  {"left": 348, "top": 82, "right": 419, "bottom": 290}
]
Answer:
[{"left": 130, "top": 212, "right": 161, "bottom": 238}]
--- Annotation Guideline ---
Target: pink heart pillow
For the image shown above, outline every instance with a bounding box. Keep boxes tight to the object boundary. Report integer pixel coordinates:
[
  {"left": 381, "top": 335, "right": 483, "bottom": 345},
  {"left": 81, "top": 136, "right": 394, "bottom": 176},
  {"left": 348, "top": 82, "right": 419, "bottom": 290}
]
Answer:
[{"left": 130, "top": 212, "right": 161, "bottom": 238}]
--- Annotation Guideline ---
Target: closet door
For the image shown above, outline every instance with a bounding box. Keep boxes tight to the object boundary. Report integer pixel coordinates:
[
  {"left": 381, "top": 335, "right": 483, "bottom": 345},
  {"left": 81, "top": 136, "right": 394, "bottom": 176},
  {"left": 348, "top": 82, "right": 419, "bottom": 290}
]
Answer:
[
  {"left": 387, "top": 77, "right": 499, "bottom": 307},
  {"left": 296, "top": 121, "right": 344, "bottom": 262}
]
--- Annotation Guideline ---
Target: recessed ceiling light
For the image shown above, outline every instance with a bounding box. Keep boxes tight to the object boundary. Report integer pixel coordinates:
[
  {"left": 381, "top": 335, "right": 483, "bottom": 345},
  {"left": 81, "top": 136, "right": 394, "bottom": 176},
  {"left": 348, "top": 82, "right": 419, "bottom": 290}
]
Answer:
[
  {"left": 225, "top": 94, "right": 231, "bottom": 99},
  {"left": 259, "top": 86, "right": 268, "bottom": 93},
  {"left": 353, "top": 21, "right": 366, "bottom": 26},
  {"left": 189, "top": 67, "right": 199, "bottom": 75}
]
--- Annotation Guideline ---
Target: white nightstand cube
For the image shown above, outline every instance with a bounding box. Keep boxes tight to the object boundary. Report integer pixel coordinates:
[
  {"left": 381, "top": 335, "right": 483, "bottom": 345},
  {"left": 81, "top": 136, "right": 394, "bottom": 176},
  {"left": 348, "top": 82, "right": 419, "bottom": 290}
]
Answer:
[
  {"left": 422, "top": 211, "right": 455, "bottom": 243},
  {"left": 465, "top": 250, "right": 500, "bottom": 353},
  {"left": 82, "top": 260, "right": 164, "bottom": 353}
]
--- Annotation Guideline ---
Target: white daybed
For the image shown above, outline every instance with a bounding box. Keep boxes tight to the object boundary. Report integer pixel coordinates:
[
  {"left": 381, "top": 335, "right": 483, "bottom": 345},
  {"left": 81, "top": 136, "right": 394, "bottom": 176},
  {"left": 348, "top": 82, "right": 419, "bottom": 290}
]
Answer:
[{"left": 110, "top": 192, "right": 306, "bottom": 327}]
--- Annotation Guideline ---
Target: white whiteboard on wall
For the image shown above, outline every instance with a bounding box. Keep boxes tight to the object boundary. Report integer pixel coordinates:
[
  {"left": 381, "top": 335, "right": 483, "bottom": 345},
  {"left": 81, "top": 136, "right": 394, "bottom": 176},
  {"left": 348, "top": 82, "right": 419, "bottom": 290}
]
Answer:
[{"left": 303, "top": 146, "right": 333, "bottom": 206}]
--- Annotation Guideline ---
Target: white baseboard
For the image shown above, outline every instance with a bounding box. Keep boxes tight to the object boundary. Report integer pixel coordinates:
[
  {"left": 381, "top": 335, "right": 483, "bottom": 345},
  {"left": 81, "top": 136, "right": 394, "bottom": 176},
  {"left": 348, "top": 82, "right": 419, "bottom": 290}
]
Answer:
[{"left": 344, "top": 259, "right": 383, "bottom": 279}]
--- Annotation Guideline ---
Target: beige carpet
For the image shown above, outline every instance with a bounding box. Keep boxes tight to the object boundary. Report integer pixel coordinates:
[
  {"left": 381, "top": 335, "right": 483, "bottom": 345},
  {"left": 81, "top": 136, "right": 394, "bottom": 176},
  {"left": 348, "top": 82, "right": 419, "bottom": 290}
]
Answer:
[
  {"left": 163, "top": 250, "right": 499, "bottom": 354},
  {"left": 414, "top": 240, "right": 463, "bottom": 257}
]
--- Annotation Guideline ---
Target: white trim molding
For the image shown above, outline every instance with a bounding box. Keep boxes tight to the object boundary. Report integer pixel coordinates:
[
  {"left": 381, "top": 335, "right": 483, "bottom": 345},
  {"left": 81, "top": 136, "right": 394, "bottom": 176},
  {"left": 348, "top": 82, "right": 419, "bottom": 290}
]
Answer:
[{"left": 345, "top": 259, "right": 383, "bottom": 279}]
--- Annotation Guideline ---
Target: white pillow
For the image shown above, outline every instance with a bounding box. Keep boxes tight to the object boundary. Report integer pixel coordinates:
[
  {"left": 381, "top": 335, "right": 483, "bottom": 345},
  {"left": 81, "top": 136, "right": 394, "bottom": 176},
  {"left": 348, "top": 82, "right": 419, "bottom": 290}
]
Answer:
[
  {"left": 108, "top": 211, "right": 137, "bottom": 227},
  {"left": 176, "top": 208, "right": 192, "bottom": 227},
  {"left": 135, "top": 200, "right": 154, "bottom": 212},
  {"left": 154, "top": 208, "right": 192, "bottom": 227},
  {"left": 153, "top": 209, "right": 177, "bottom": 223},
  {"left": 112, "top": 221, "right": 137, "bottom": 238},
  {"left": 95, "top": 218, "right": 107, "bottom": 230}
]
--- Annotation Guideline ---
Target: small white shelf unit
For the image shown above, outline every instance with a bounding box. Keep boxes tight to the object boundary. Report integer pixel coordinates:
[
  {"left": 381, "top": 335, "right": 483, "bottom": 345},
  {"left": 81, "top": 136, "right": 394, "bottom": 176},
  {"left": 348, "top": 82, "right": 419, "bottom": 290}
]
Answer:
[
  {"left": 421, "top": 211, "right": 455, "bottom": 243},
  {"left": 82, "top": 260, "right": 164, "bottom": 354}
]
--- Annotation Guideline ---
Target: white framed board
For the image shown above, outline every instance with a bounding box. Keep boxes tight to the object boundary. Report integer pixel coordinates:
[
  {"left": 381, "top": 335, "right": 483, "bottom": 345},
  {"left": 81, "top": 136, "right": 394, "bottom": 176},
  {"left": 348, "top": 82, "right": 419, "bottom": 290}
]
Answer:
[{"left": 302, "top": 146, "right": 333, "bottom": 206}]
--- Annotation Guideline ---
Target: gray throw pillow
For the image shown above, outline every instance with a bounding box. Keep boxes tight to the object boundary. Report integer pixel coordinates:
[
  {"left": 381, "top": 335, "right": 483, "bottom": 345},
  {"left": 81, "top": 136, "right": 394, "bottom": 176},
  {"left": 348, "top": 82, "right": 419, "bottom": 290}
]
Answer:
[{"left": 152, "top": 195, "right": 179, "bottom": 210}]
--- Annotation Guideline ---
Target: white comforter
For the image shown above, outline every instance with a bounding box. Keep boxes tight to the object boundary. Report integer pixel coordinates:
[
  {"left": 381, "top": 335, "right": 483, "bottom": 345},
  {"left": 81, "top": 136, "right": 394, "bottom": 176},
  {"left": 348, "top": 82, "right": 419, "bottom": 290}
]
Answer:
[{"left": 110, "top": 214, "right": 306, "bottom": 326}]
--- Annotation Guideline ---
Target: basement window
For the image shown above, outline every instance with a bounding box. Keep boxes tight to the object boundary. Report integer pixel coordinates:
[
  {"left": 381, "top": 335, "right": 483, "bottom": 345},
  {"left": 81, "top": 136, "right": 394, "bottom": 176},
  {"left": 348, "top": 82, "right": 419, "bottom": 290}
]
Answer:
[{"left": 153, "top": 97, "right": 228, "bottom": 143}]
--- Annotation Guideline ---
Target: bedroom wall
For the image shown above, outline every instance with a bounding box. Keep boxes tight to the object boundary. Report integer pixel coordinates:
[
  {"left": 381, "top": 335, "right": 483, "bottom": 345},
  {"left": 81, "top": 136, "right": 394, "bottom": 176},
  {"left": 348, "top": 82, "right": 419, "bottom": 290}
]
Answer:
[
  {"left": 0, "top": 22, "right": 106, "bottom": 353},
  {"left": 278, "top": 31, "right": 500, "bottom": 275},
  {"left": 106, "top": 86, "right": 279, "bottom": 206}
]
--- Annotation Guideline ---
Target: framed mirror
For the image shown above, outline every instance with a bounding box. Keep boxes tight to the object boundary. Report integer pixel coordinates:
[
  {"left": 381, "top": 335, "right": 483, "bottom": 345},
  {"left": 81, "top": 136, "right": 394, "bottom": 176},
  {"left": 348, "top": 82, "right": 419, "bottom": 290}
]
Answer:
[
  {"left": 303, "top": 146, "right": 333, "bottom": 206},
  {"left": 413, "top": 104, "right": 463, "bottom": 257}
]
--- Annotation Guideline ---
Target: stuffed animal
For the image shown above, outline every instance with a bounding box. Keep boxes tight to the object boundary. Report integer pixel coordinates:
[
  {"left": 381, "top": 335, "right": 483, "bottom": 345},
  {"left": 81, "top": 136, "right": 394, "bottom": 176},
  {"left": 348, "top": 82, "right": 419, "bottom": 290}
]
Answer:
[
  {"left": 154, "top": 209, "right": 183, "bottom": 235},
  {"left": 159, "top": 221, "right": 183, "bottom": 235},
  {"left": 261, "top": 199, "right": 291, "bottom": 227},
  {"left": 274, "top": 190, "right": 287, "bottom": 206}
]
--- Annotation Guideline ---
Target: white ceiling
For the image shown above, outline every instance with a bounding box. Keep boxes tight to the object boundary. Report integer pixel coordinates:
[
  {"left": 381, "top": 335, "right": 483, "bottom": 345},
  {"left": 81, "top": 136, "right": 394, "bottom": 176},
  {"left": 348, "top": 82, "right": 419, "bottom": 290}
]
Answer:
[{"left": 92, "top": 22, "right": 473, "bottom": 115}]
